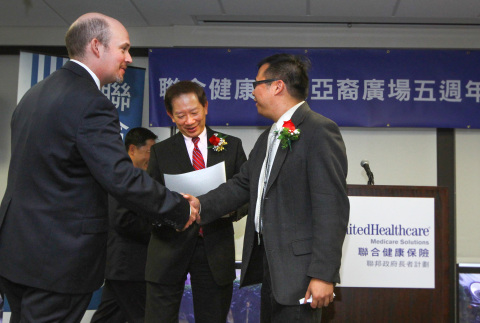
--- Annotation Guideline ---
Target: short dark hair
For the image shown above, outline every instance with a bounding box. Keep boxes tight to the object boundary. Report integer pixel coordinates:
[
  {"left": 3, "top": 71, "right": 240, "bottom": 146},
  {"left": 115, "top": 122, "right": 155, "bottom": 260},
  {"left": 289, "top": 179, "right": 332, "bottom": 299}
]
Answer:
[
  {"left": 257, "top": 53, "right": 311, "bottom": 101},
  {"left": 164, "top": 81, "right": 207, "bottom": 115},
  {"left": 65, "top": 17, "right": 111, "bottom": 59},
  {"left": 124, "top": 127, "right": 157, "bottom": 152}
]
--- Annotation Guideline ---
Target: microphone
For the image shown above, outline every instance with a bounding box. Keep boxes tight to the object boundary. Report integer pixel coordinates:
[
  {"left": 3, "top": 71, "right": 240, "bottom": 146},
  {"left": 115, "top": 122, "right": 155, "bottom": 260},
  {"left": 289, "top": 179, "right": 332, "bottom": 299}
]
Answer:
[{"left": 360, "top": 160, "right": 375, "bottom": 185}]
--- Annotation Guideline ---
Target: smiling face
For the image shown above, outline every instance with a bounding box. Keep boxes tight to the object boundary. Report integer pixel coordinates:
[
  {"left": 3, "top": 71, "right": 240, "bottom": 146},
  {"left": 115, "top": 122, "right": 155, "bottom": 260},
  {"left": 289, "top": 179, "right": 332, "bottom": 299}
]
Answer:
[
  {"left": 99, "top": 19, "right": 132, "bottom": 86},
  {"left": 168, "top": 92, "right": 208, "bottom": 138}
]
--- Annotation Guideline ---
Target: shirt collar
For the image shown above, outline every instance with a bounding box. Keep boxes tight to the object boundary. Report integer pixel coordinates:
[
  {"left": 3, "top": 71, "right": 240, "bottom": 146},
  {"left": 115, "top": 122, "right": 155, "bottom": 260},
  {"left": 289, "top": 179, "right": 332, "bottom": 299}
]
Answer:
[
  {"left": 70, "top": 59, "right": 101, "bottom": 90},
  {"left": 182, "top": 127, "right": 207, "bottom": 144},
  {"left": 274, "top": 101, "right": 304, "bottom": 130}
]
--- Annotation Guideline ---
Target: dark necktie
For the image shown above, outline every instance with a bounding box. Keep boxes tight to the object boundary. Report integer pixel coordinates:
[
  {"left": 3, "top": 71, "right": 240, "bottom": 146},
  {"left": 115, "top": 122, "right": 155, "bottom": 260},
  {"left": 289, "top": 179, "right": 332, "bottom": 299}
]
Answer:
[{"left": 192, "top": 137, "right": 205, "bottom": 236}]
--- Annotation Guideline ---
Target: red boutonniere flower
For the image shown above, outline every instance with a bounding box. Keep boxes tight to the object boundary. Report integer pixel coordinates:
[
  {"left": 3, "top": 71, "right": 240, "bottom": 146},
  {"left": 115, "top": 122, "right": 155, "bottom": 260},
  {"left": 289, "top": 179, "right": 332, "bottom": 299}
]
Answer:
[
  {"left": 208, "top": 133, "right": 228, "bottom": 152},
  {"left": 275, "top": 120, "right": 301, "bottom": 150}
]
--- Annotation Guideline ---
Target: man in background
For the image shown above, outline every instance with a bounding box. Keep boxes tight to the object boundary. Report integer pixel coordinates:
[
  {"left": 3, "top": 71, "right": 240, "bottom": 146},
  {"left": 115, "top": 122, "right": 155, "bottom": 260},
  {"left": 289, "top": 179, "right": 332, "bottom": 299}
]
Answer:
[
  {"left": 92, "top": 127, "right": 157, "bottom": 323},
  {"left": 188, "top": 53, "right": 350, "bottom": 322},
  {"left": 145, "top": 81, "right": 247, "bottom": 323},
  {"left": 0, "top": 13, "right": 195, "bottom": 323}
]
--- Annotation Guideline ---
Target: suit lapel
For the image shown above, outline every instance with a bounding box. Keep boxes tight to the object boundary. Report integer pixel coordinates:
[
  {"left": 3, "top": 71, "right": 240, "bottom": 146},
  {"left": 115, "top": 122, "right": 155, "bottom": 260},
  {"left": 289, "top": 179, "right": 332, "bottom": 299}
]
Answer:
[
  {"left": 170, "top": 132, "right": 195, "bottom": 172},
  {"left": 206, "top": 127, "right": 224, "bottom": 167},
  {"left": 265, "top": 102, "right": 310, "bottom": 193}
]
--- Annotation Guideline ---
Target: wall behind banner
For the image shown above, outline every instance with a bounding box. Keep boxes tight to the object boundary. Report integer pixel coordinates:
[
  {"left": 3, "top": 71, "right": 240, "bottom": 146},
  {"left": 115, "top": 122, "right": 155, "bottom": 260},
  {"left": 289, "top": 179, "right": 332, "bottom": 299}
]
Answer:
[{"left": 0, "top": 23, "right": 479, "bottom": 266}]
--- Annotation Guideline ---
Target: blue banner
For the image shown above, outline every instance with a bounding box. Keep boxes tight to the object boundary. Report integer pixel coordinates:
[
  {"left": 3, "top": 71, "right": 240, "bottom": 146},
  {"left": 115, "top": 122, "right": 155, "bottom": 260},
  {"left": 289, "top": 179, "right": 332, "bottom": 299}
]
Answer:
[
  {"left": 102, "top": 66, "right": 145, "bottom": 139},
  {"left": 149, "top": 48, "right": 480, "bottom": 129}
]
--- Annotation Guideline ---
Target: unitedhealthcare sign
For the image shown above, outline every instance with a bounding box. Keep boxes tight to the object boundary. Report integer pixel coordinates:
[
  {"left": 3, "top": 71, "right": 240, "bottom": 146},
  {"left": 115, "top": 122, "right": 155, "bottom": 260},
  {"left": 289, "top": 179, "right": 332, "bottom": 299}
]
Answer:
[
  {"left": 347, "top": 224, "right": 431, "bottom": 237},
  {"left": 338, "top": 197, "right": 435, "bottom": 289}
]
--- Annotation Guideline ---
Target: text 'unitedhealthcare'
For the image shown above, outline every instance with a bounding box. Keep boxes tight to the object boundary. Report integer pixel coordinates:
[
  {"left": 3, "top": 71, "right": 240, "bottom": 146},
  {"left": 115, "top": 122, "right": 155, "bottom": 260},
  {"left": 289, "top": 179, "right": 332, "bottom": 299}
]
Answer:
[{"left": 347, "top": 224, "right": 430, "bottom": 237}]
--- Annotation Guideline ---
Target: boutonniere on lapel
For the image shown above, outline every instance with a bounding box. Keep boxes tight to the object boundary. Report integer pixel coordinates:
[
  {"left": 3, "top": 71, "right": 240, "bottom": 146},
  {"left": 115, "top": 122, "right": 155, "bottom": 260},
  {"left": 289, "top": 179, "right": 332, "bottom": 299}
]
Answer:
[
  {"left": 208, "top": 133, "right": 228, "bottom": 152},
  {"left": 275, "top": 120, "right": 301, "bottom": 151}
]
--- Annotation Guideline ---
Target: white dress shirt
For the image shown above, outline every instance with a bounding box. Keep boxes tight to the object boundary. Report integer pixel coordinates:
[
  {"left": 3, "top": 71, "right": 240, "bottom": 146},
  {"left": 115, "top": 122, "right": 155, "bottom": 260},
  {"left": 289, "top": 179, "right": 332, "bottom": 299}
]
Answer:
[
  {"left": 70, "top": 59, "right": 101, "bottom": 90},
  {"left": 254, "top": 101, "right": 304, "bottom": 232},
  {"left": 183, "top": 127, "right": 208, "bottom": 167}
]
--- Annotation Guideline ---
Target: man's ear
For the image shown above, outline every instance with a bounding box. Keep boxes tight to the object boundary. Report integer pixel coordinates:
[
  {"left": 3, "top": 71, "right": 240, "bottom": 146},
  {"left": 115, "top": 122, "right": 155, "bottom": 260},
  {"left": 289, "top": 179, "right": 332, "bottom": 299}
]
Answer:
[
  {"left": 128, "top": 144, "right": 136, "bottom": 156},
  {"left": 204, "top": 101, "right": 208, "bottom": 115},
  {"left": 166, "top": 111, "right": 176, "bottom": 124},
  {"left": 273, "top": 80, "right": 285, "bottom": 95},
  {"left": 90, "top": 38, "right": 102, "bottom": 58}
]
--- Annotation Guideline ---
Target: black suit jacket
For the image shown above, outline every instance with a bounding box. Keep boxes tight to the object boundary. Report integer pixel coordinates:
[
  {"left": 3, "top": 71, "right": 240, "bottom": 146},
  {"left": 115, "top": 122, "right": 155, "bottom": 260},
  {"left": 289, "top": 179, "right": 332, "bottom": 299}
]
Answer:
[
  {"left": 0, "top": 61, "right": 190, "bottom": 294},
  {"left": 105, "top": 195, "right": 151, "bottom": 281},
  {"left": 199, "top": 103, "right": 350, "bottom": 305},
  {"left": 146, "top": 127, "right": 247, "bottom": 286}
]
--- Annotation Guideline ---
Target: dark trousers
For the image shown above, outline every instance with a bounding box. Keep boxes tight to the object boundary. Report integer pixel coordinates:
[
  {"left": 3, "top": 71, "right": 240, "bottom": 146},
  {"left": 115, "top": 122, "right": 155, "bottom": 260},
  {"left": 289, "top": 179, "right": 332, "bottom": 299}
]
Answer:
[
  {"left": 259, "top": 237, "right": 322, "bottom": 323},
  {"left": 91, "top": 279, "right": 146, "bottom": 323},
  {"left": 0, "top": 275, "right": 92, "bottom": 323},
  {"left": 145, "top": 238, "right": 233, "bottom": 323}
]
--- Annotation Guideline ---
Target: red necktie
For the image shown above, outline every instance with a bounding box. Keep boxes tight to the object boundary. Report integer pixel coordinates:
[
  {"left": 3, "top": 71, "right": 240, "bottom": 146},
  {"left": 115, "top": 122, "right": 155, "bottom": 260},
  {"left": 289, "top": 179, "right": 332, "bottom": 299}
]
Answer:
[
  {"left": 192, "top": 137, "right": 205, "bottom": 170},
  {"left": 192, "top": 137, "right": 205, "bottom": 236}
]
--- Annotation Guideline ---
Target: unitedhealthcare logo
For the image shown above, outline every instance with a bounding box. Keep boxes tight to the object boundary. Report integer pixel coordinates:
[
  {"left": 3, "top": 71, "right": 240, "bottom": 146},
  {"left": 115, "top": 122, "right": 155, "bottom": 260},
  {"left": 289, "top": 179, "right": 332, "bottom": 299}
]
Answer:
[{"left": 347, "top": 224, "right": 431, "bottom": 237}]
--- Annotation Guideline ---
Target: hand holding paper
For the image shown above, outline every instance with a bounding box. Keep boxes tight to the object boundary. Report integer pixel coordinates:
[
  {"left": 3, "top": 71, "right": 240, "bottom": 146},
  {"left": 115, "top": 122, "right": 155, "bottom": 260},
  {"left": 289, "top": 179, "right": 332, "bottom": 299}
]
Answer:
[{"left": 303, "top": 278, "right": 334, "bottom": 308}]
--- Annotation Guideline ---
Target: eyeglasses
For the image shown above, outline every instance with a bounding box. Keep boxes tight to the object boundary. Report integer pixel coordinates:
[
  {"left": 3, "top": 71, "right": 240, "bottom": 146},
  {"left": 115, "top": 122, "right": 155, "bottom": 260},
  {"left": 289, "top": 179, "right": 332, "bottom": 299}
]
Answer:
[{"left": 252, "top": 79, "right": 279, "bottom": 89}]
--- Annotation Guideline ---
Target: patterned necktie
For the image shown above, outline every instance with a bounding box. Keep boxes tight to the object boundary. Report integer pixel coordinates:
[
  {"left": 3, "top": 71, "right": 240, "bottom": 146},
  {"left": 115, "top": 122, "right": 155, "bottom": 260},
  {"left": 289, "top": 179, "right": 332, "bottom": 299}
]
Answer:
[
  {"left": 255, "top": 124, "right": 277, "bottom": 234},
  {"left": 192, "top": 137, "right": 205, "bottom": 236},
  {"left": 263, "top": 124, "right": 277, "bottom": 187},
  {"left": 192, "top": 137, "right": 205, "bottom": 170}
]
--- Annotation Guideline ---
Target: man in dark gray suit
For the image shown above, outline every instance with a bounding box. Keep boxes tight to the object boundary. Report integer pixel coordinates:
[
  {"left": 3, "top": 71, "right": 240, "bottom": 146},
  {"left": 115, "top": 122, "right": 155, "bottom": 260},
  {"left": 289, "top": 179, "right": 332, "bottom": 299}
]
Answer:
[
  {"left": 145, "top": 81, "right": 247, "bottom": 323},
  {"left": 0, "top": 13, "right": 196, "bottom": 323},
  {"left": 188, "top": 53, "right": 349, "bottom": 322}
]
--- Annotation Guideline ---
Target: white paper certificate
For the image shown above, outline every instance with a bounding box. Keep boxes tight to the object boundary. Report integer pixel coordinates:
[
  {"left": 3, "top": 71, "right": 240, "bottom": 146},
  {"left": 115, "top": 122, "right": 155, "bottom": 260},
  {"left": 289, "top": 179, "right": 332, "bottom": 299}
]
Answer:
[{"left": 164, "top": 161, "right": 226, "bottom": 196}]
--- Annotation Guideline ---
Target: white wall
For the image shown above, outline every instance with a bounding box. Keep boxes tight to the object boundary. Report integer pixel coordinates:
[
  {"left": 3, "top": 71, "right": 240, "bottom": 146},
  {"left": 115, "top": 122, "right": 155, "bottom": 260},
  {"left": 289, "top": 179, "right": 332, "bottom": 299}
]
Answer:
[
  {"left": 2, "top": 25, "right": 480, "bottom": 49},
  {"left": 456, "top": 129, "right": 480, "bottom": 264}
]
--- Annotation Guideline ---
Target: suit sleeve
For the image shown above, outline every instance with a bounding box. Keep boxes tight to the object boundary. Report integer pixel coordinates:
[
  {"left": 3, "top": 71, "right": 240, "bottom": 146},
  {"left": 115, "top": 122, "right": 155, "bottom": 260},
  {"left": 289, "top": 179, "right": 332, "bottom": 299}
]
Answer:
[
  {"left": 76, "top": 95, "right": 190, "bottom": 230},
  {"left": 109, "top": 196, "right": 151, "bottom": 245},
  {"left": 199, "top": 143, "right": 252, "bottom": 225},
  {"left": 306, "top": 120, "right": 350, "bottom": 283}
]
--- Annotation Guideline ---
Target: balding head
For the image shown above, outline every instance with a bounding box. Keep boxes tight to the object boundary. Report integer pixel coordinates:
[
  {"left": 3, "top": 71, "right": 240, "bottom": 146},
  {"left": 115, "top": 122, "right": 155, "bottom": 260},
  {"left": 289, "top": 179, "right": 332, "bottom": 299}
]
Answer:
[
  {"left": 65, "top": 13, "right": 114, "bottom": 60},
  {"left": 65, "top": 13, "right": 132, "bottom": 87}
]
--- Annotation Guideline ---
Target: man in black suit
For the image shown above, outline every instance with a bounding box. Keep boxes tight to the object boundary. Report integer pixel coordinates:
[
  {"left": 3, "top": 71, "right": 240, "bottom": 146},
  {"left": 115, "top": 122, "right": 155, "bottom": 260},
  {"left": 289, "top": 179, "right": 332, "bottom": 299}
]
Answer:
[
  {"left": 91, "top": 127, "right": 158, "bottom": 323},
  {"left": 187, "top": 54, "right": 350, "bottom": 322},
  {"left": 0, "top": 13, "right": 197, "bottom": 323},
  {"left": 145, "top": 81, "right": 247, "bottom": 323}
]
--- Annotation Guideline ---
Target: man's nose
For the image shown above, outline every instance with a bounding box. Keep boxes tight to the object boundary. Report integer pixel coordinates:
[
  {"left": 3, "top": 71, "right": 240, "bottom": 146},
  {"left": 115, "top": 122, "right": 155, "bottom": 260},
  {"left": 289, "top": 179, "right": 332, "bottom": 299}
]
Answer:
[
  {"left": 125, "top": 51, "right": 133, "bottom": 64},
  {"left": 185, "top": 115, "right": 195, "bottom": 124}
]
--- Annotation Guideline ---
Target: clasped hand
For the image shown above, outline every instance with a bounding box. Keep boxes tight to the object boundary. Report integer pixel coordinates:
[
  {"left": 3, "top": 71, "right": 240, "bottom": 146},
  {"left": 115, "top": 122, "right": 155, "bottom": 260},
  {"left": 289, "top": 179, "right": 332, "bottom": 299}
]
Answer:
[{"left": 179, "top": 194, "right": 201, "bottom": 231}]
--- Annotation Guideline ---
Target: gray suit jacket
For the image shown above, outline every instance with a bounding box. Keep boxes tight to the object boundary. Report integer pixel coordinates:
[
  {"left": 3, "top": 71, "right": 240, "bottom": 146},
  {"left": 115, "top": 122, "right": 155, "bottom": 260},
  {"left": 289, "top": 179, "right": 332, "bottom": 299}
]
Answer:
[
  {"left": 199, "top": 102, "right": 349, "bottom": 305},
  {"left": 0, "top": 61, "right": 190, "bottom": 294}
]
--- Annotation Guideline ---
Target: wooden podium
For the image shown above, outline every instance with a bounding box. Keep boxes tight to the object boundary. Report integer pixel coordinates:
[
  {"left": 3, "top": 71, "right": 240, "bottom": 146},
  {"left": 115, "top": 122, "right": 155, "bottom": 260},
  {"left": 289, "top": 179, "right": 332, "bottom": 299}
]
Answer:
[{"left": 322, "top": 185, "right": 452, "bottom": 323}]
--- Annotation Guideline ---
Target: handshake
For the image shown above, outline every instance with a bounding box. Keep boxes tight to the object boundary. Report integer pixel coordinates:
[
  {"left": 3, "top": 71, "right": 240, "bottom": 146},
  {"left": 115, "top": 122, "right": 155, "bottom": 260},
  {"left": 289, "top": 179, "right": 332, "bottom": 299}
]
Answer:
[{"left": 181, "top": 194, "right": 201, "bottom": 231}]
